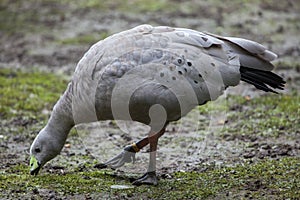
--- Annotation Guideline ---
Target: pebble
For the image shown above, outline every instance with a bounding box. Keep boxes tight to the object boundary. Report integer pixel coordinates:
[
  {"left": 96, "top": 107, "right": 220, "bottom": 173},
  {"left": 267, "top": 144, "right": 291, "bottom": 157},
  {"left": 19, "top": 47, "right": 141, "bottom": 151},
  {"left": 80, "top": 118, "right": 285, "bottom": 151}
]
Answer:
[{"left": 110, "top": 185, "right": 134, "bottom": 189}]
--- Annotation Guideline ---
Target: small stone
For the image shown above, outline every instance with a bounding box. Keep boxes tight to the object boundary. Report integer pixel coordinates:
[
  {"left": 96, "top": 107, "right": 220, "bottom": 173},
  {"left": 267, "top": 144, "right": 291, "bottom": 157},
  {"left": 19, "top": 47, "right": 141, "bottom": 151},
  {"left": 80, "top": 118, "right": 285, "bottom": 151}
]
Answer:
[
  {"left": 261, "top": 144, "right": 271, "bottom": 150},
  {"left": 110, "top": 185, "right": 134, "bottom": 189},
  {"left": 243, "top": 151, "right": 256, "bottom": 159},
  {"left": 161, "top": 173, "right": 172, "bottom": 179},
  {"left": 32, "top": 188, "right": 39, "bottom": 194},
  {"left": 245, "top": 95, "right": 251, "bottom": 100}
]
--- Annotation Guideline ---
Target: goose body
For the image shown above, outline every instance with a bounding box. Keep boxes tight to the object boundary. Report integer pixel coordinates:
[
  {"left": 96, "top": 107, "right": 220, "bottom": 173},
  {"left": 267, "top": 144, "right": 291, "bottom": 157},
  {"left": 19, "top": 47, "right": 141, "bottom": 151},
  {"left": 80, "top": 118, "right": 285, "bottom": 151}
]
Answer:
[{"left": 30, "top": 25, "right": 285, "bottom": 185}]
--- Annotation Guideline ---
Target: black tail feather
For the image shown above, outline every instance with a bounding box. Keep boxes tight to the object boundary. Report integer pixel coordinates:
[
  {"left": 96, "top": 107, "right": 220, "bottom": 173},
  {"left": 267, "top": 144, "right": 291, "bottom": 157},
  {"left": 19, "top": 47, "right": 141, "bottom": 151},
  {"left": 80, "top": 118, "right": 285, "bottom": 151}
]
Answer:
[{"left": 240, "top": 67, "right": 285, "bottom": 93}]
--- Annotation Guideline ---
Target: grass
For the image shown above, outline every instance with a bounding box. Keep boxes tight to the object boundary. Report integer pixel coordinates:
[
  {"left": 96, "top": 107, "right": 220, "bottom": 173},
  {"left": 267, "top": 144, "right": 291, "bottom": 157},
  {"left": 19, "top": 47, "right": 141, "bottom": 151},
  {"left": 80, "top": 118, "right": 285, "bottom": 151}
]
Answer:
[
  {"left": 224, "top": 92, "right": 300, "bottom": 137},
  {"left": 0, "top": 68, "right": 68, "bottom": 119},
  {"left": 0, "top": 0, "right": 65, "bottom": 34},
  {"left": 1, "top": 0, "right": 175, "bottom": 43},
  {"left": 1, "top": 157, "right": 299, "bottom": 199},
  {"left": 54, "top": 0, "right": 177, "bottom": 13},
  {"left": 0, "top": 0, "right": 259, "bottom": 35},
  {"left": 58, "top": 32, "right": 110, "bottom": 45}
]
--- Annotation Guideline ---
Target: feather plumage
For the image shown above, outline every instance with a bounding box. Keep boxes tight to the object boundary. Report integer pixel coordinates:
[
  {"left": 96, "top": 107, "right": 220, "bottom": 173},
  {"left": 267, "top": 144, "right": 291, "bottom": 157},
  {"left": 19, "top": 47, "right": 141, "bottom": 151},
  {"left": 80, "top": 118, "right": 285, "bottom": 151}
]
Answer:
[{"left": 30, "top": 25, "right": 285, "bottom": 184}]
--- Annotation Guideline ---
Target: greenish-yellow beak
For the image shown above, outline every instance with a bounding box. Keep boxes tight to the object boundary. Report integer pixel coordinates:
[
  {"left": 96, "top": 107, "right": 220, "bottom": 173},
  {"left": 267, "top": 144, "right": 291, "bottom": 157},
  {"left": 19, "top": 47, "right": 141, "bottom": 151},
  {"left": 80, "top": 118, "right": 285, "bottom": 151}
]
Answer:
[{"left": 30, "top": 155, "right": 41, "bottom": 175}]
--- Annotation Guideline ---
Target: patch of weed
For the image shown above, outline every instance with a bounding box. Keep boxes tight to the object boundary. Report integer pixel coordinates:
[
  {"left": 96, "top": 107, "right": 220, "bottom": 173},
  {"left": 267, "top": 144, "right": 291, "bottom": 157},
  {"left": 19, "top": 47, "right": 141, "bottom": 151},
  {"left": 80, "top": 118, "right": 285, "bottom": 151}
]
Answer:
[
  {"left": 224, "top": 92, "right": 299, "bottom": 137},
  {"left": 0, "top": 68, "right": 68, "bottom": 119},
  {"left": 1, "top": 157, "right": 298, "bottom": 199}
]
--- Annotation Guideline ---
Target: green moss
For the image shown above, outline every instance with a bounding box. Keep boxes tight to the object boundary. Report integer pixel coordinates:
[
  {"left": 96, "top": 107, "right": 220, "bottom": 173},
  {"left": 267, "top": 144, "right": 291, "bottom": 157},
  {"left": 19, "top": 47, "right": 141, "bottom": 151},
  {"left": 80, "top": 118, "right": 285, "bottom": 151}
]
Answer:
[
  {"left": 0, "top": 164, "right": 115, "bottom": 195},
  {"left": 173, "top": 157, "right": 300, "bottom": 199},
  {"left": 0, "top": 68, "right": 68, "bottom": 119},
  {"left": 197, "top": 90, "right": 299, "bottom": 138},
  {"left": 1, "top": 157, "right": 299, "bottom": 199},
  {"left": 224, "top": 92, "right": 299, "bottom": 137},
  {"left": 198, "top": 98, "right": 228, "bottom": 115}
]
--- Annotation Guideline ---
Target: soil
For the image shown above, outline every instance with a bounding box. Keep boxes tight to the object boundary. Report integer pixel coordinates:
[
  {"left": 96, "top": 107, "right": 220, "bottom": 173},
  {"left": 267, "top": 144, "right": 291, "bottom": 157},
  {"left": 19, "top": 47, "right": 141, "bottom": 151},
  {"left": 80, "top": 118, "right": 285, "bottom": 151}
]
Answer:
[{"left": 0, "top": 0, "right": 299, "bottom": 199}]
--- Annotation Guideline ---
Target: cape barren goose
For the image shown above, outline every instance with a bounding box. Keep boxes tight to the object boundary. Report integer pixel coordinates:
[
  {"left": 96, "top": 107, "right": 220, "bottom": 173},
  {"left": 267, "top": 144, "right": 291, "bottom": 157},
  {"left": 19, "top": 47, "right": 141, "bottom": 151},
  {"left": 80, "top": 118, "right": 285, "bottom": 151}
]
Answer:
[{"left": 30, "top": 24, "right": 285, "bottom": 185}]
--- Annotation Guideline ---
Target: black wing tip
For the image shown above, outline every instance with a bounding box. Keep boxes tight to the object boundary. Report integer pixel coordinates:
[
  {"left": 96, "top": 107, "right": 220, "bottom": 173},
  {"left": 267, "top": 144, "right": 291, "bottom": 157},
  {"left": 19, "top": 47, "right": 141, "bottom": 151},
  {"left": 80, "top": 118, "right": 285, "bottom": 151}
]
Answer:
[{"left": 240, "top": 66, "right": 285, "bottom": 94}]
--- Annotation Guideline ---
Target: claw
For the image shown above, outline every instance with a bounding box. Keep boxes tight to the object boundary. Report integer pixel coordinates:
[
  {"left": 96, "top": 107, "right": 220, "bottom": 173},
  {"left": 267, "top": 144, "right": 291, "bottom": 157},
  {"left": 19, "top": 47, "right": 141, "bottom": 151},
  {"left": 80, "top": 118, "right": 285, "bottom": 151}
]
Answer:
[{"left": 132, "top": 171, "right": 158, "bottom": 186}]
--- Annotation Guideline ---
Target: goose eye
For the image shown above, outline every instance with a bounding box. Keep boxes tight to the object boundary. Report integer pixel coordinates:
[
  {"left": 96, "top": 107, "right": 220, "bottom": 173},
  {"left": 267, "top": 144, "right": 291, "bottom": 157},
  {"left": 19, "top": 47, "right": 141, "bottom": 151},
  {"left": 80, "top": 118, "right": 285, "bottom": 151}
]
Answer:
[{"left": 35, "top": 148, "right": 41, "bottom": 153}]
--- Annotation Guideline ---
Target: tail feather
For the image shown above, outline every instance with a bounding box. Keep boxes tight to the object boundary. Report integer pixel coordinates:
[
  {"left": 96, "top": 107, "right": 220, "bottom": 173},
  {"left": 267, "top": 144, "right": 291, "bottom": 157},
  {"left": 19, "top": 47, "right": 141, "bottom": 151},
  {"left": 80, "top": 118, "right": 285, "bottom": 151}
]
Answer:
[{"left": 240, "top": 66, "right": 285, "bottom": 93}]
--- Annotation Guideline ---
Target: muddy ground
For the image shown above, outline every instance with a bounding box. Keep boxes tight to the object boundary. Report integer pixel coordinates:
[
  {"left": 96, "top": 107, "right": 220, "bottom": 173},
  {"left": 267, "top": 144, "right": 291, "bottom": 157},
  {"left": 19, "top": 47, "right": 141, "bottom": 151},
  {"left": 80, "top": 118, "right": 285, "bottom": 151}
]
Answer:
[{"left": 0, "top": 0, "right": 300, "bottom": 199}]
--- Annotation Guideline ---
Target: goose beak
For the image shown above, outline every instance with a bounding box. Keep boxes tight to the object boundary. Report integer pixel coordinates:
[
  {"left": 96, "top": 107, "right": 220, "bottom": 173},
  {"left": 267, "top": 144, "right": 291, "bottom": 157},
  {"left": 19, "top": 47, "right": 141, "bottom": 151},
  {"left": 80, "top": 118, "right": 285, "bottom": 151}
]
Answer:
[{"left": 30, "top": 156, "right": 41, "bottom": 175}]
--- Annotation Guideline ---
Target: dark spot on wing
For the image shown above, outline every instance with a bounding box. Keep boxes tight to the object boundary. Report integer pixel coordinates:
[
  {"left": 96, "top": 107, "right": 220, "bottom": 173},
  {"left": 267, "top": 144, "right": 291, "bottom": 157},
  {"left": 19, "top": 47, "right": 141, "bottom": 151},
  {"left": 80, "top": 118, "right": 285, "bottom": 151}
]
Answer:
[{"left": 202, "top": 37, "right": 208, "bottom": 42}]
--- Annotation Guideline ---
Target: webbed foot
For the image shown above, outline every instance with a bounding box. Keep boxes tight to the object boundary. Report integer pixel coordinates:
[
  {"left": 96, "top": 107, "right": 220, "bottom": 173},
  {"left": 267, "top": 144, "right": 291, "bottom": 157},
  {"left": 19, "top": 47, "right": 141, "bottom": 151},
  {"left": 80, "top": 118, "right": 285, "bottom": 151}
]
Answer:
[
  {"left": 99, "top": 145, "right": 137, "bottom": 169},
  {"left": 132, "top": 171, "right": 158, "bottom": 186}
]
